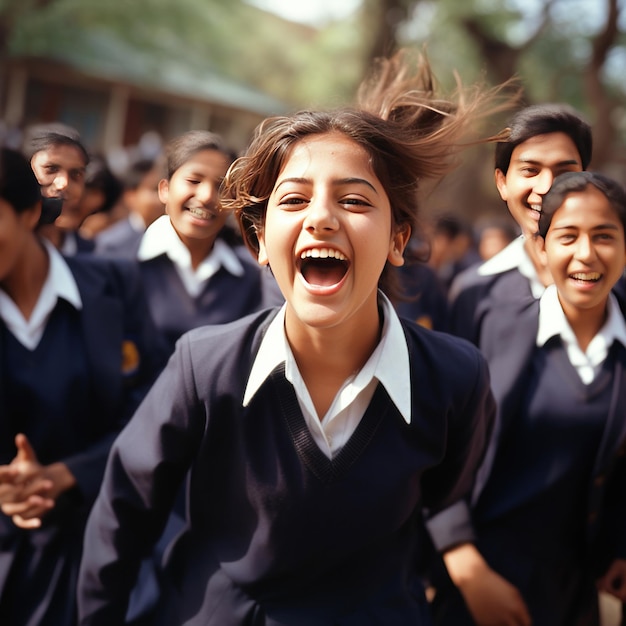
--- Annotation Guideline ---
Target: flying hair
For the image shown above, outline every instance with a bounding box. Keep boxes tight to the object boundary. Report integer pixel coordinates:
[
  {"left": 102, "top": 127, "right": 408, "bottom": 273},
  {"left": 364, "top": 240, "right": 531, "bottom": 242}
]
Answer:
[{"left": 222, "top": 48, "right": 518, "bottom": 264}]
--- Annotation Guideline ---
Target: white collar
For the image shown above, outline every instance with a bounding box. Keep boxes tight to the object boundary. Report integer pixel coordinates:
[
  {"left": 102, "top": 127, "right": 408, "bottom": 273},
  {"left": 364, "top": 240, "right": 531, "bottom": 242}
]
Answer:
[
  {"left": 243, "top": 293, "right": 412, "bottom": 423},
  {"left": 128, "top": 211, "right": 147, "bottom": 232},
  {"left": 478, "top": 235, "right": 545, "bottom": 298},
  {"left": 60, "top": 231, "right": 78, "bottom": 256},
  {"left": 537, "top": 283, "right": 626, "bottom": 353},
  {"left": 137, "top": 214, "right": 244, "bottom": 277},
  {"left": 40, "top": 239, "right": 82, "bottom": 309},
  {"left": 0, "top": 238, "right": 82, "bottom": 349}
]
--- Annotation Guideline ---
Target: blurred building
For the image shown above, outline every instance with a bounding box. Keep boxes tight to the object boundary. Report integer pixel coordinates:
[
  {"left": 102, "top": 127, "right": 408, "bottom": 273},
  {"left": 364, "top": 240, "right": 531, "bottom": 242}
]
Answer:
[{"left": 0, "top": 29, "right": 288, "bottom": 154}]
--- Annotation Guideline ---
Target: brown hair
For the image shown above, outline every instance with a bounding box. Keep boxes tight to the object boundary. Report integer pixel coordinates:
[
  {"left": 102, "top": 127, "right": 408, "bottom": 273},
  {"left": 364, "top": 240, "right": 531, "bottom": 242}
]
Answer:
[
  {"left": 164, "top": 130, "right": 234, "bottom": 179},
  {"left": 22, "top": 122, "right": 89, "bottom": 165},
  {"left": 222, "top": 49, "right": 515, "bottom": 294},
  {"left": 538, "top": 171, "right": 626, "bottom": 239}
]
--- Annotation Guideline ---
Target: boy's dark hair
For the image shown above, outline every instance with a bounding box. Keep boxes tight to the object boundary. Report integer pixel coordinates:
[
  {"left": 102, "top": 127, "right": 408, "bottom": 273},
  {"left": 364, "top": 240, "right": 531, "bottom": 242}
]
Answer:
[
  {"left": 495, "top": 103, "right": 592, "bottom": 174},
  {"left": 0, "top": 146, "right": 42, "bottom": 213},
  {"left": 538, "top": 171, "right": 626, "bottom": 238},
  {"left": 121, "top": 157, "right": 162, "bottom": 190},
  {"left": 85, "top": 155, "right": 124, "bottom": 213},
  {"left": 433, "top": 213, "right": 474, "bottom": 241},
  {"left": 164, "top": 130, "right": 233, "bottom": 179},
  {"left": 22, "top": 122, "right": 89, "bottom": 165}
]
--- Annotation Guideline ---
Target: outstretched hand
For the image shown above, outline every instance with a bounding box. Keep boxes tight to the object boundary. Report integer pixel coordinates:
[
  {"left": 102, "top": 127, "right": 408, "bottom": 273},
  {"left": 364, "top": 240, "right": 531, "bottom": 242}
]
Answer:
[{"left": 0, "top": 434, "right": 75, "bottom": 529}]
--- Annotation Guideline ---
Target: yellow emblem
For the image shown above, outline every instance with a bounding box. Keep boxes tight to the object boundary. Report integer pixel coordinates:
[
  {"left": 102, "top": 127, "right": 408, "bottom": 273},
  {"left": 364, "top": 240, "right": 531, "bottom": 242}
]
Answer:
[
  {"left": 415, "top": 315, "right": 433, "bottom": 330},
  {"left": 121, "top": 340, "right": 140, "bottom": 375}
]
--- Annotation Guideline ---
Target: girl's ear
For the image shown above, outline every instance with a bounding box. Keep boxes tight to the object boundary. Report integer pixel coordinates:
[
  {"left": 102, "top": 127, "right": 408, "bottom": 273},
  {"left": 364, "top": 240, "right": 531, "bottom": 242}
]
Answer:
[
  {"left": 257, "top": 229, "right": 269, "bottom": 266},
  {"left": 387, "top": 223, "right": 411, "bottom": 267},
  {"left": 157, "top": 179, "right": 169, "bottom": 208}
]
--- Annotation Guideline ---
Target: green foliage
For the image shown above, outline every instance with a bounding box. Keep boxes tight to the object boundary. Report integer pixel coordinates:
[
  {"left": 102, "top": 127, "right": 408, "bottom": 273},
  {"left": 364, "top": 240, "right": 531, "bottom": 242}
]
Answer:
[
  {"left": 5, "top": 0, "right": 369, "bottom": 108},
  {"left": 4, "top": 0, "right": 624, "bottom": 119}
]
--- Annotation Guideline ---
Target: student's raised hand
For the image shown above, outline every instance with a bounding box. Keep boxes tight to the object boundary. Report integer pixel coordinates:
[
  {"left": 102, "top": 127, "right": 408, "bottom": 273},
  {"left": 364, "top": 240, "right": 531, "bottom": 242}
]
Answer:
[
  {"left": 0, "top": 434, "right": 75, "bottom": 529},
  {"left": 597, "top": 558, "right": 626, "bottom": 602},
  {"left": 443, "top": 542, "right": 532, "bottom": 626}
]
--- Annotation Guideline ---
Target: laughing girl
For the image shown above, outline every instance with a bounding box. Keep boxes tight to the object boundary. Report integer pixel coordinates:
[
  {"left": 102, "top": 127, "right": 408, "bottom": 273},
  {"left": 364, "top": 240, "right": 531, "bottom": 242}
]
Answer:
[
  {"left": 431, "top": 171, "right": 626, "bottom": 626},
  {"left": 77, "top": 51, "right": 508, "bottom": 626}
]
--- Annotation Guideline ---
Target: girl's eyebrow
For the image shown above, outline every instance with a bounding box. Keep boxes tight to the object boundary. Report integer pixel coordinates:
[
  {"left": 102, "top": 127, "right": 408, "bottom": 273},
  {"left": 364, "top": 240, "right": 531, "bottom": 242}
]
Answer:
[
  {"left": 275, "top": 176, "right": 378, "bottom": 193},
  {"left": 551, "top": 223, "right": 621, "bottom": 231}
]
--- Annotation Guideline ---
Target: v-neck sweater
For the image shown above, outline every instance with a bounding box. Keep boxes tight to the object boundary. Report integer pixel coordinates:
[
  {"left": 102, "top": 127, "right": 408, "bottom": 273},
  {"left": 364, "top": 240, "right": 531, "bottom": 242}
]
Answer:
[{"left": 78, "top": 308, "right": 495, "bottom": 625}]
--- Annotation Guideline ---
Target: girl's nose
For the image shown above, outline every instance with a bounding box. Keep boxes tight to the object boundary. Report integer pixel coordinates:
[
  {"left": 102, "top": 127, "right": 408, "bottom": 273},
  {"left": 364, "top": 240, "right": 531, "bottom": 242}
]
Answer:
[
  {"left": 303, "top": 197, "right": 339, "bottom": 233},
  {"left": 574, "top": 235, "right": 595, "bottom": 261}
]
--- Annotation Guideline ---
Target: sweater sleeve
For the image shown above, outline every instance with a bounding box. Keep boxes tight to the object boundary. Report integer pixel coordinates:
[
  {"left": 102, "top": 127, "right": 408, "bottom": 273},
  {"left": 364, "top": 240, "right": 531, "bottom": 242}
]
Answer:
[
  {"left": 420, "top": 343, "right": 495, "bottom": 552},
  {"left": 77, "top": 333, "right": 204, "bottom": 625}
]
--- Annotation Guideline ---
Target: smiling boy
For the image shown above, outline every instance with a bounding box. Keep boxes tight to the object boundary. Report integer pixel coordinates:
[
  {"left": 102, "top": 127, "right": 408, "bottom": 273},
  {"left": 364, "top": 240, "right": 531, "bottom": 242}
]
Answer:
[
  {"left": 447, "top": 103, "right": 592, "bottom": 344},
  {"left": 23, "top": 122, "right": 92, "bottom": 254},
  {"left": 431, "top": 171, "right": 626, "bottom": 626}
]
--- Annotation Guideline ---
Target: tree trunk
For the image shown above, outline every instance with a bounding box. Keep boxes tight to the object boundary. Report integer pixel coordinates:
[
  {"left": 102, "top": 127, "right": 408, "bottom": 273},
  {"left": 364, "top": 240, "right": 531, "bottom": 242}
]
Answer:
[{"left": 585, "top": 0, "right": 621, "bottom": 169}]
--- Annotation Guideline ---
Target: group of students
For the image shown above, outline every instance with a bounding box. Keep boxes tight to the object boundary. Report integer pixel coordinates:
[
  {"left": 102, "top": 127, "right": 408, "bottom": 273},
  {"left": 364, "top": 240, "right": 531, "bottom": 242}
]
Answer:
[
  {"left": 0, "top": 48, "right": 624, "bottom": 626},
  {"left": 430, "top": 104, "right": 626, "bottom": 625}
]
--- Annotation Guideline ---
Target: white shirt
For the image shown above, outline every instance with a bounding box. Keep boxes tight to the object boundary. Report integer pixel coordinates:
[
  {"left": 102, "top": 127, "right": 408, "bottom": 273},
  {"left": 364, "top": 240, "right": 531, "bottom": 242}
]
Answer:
[
  {"left": 243, "top": 293, "right": 412, "bottom": 459},
  {"left": 0, "top": 239, "right": 82, "bottom": 350},
  {"left": 537, "top": 283, "right": 626, "bottom": 384},
  {"left": 137, "top": 215, "right": 245, "bottom": 297},
  {"left": 478, "top": 236, "right": 546, "bottom": 299},
  {"left": 128, "top": 211, "right": 148, "bottom": 233}
]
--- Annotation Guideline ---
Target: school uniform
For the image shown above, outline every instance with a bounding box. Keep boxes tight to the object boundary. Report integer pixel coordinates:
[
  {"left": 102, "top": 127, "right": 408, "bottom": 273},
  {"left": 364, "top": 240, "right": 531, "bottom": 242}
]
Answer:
[
  {"left": 430, "top": 286, "right": 626, "bottom": 625},
  {"left": 78, "top": 295, "right": 495, "bottom": 626},
  {"left": 135, "top": 215, "right": 283, "bottom": 354},
  {"left": 447, "top": 236, "right": 544, "bottom": 344},
  {"left": 0, "top": 241, "right": 165, "bottom": 626},
  {"left": 394, "top": 261, "right": 450, "bottom": 332},
  {"left": 61, "top": 231, "right": 96, "bottom": 255},
  {"left": 94, "top": 213, "right": 146, "bottom": 259},
  {"left": 114, "top": 216, "right": 283, "bottom": 622}
]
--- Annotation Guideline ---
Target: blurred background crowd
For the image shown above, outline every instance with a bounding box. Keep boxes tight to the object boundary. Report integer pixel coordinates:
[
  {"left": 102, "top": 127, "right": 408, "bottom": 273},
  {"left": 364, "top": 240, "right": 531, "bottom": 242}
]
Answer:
[
  {"left": 0, "top": 0, "right": 624, "bottom": 623},
  {"left": 0, "top": 0, "right": 624, "bottom": 242}
]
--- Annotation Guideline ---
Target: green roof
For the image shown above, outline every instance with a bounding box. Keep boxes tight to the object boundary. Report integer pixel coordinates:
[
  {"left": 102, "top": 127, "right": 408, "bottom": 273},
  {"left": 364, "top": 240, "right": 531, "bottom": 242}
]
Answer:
[{"left": 18, "top": 29, "right": 288, "bottom": 116}]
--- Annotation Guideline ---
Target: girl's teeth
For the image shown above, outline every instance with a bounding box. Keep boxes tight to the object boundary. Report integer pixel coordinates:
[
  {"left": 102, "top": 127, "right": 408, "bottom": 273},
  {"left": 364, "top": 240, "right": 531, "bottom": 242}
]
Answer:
[{"left": 300, "top": 248, "right": 347, "bottom": 261}]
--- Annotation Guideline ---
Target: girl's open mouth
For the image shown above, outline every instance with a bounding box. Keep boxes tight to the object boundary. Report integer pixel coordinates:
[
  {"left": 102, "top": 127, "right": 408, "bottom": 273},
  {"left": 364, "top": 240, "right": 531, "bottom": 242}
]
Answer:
[{"left": 298, "top": 248, "right": 349, "bottom": 287}]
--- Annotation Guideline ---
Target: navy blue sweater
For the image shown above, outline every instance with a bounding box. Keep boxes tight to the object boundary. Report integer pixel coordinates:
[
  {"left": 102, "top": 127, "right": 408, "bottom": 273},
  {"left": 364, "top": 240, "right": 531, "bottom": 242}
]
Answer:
[{"left": 78, "top": 309, "right": 494, "bottom": 625}]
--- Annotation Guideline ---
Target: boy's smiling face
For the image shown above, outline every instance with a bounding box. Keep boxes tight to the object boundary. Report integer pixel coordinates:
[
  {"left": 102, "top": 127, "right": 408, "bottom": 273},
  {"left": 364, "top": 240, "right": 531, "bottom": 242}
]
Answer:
[
  {"left": 30, "top": 144, "right": 86, "bottom": 230},
  {"left": 539, "top": 185, "right": 626, "bottom": 320},
  {"left": 495, "top": 132, "right": 582, "bottom": 237},
  {"left": 257, "top": 132, "right": 408, "bottom": 336}
]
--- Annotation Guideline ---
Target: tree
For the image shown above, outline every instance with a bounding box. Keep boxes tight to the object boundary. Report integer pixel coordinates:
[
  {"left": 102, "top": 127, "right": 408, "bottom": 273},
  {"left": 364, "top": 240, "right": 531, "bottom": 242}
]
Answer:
[{"left": 351, "top": 0, "right": 625, "bottom": 219}]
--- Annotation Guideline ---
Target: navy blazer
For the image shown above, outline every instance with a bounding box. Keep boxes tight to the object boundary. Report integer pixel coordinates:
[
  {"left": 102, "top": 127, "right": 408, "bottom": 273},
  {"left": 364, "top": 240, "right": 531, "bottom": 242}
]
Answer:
[
  {"left": 448, "top": 265, "right": 534, "bottom": 345},
  {"left": 478, "top": 297, "right": 626, "bottom": 570},
  {"left": 94, "top": 218, "right": 143, "bottom": 260},
  {"left": 394, "top": 261, "right": 450, "bottom": 332},
  {"left": 0, "top": 256, "right": 165, "bottom": 498},
  {"left": 0, "top": 255, "right": 167, "bottom": 622}
]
